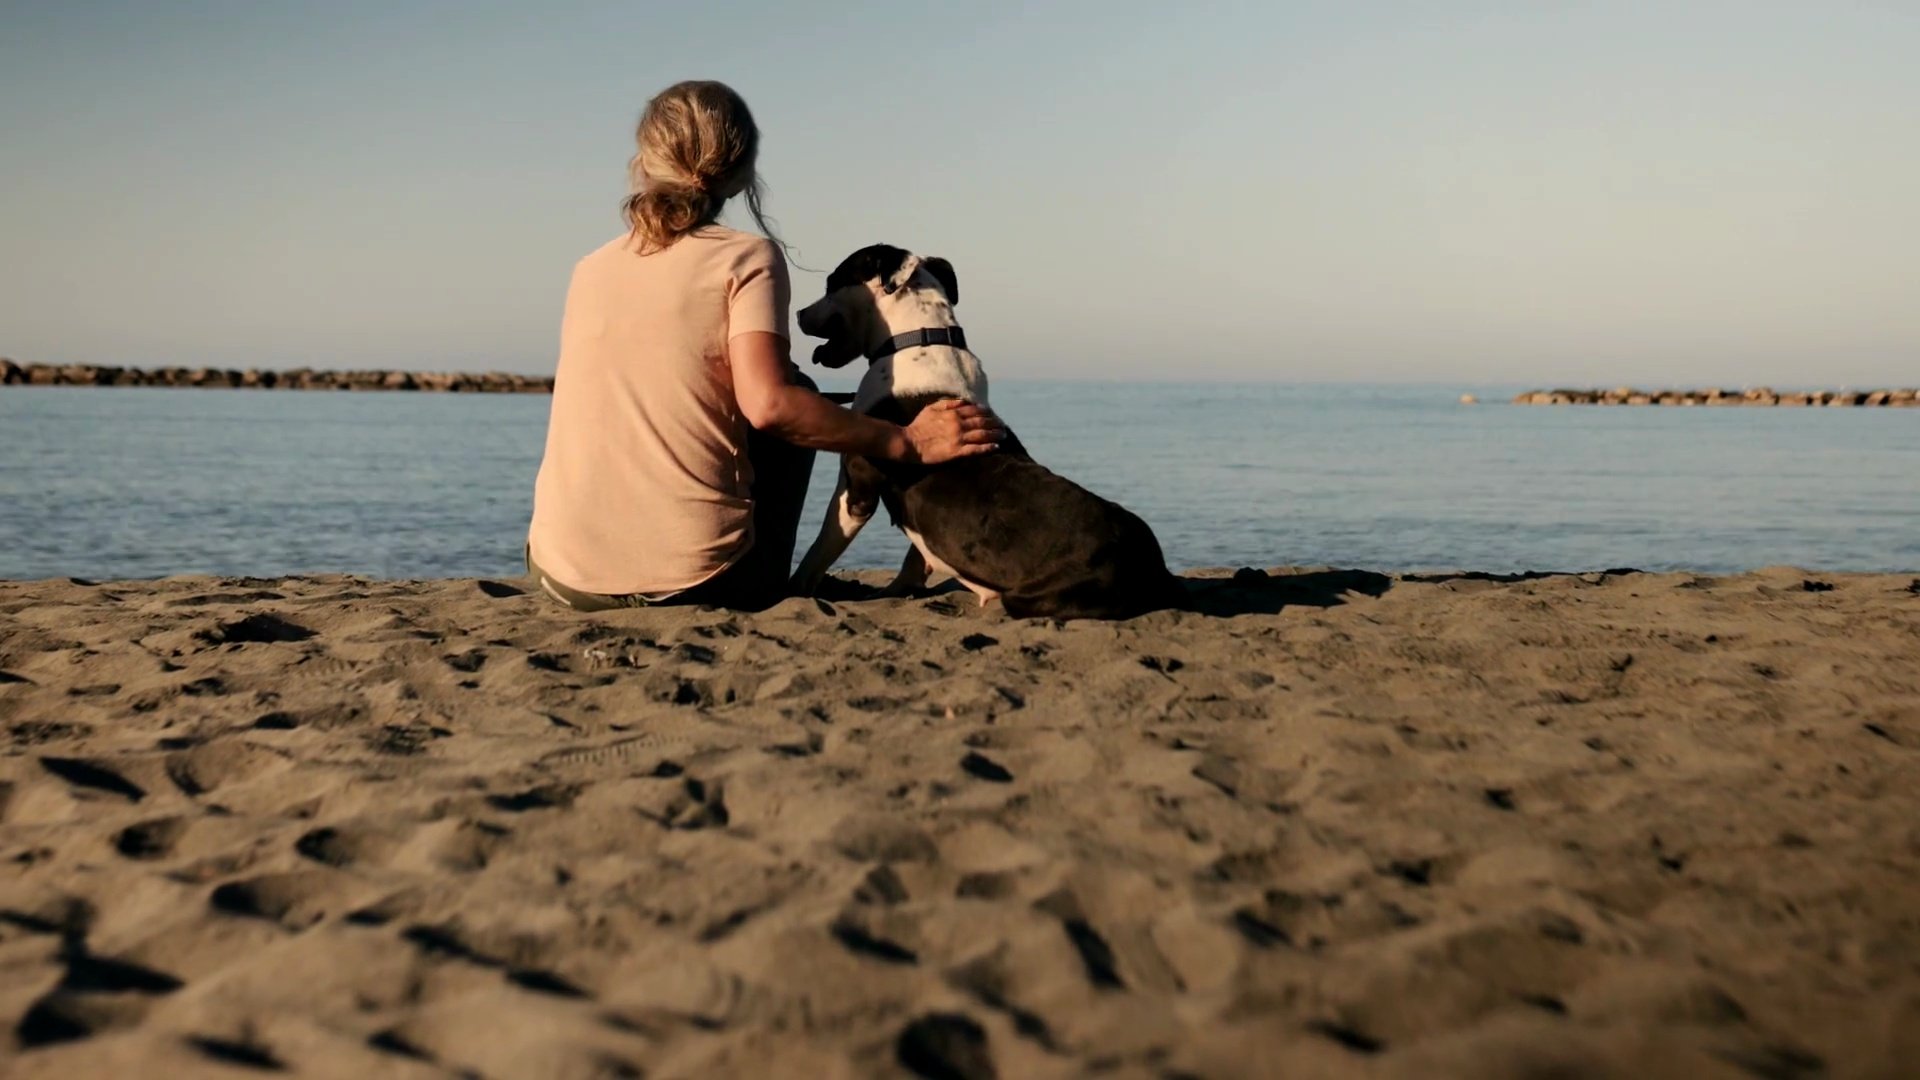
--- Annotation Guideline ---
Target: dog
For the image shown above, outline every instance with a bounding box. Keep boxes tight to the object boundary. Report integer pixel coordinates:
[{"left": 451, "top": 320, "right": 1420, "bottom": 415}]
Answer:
[{"left": 789, "top": 244, "right": 1183, "bottom": 620}]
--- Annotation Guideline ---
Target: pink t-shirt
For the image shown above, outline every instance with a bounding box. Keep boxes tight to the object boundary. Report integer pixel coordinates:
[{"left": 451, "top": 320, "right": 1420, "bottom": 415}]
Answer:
[{"left": 527, "top": 226, "right": 789, "bottom": 595}]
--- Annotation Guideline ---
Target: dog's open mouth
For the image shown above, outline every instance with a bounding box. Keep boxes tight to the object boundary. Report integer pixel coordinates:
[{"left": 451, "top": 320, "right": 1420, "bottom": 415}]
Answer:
[
  {"left": 804, "top": 312, "right": 861, "bottom": 368},
  {"left": 810, "top": 338, "right": 861, "bottom": 368}
]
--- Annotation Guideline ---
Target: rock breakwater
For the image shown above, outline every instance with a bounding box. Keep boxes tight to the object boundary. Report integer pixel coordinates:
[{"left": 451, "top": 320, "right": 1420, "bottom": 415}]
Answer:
[
  {"left": 0, "top": 358, "right": 553, "bottom": 393},
  {"left": 1512, "top": 386, "right": 1917, "bottom": 407}
]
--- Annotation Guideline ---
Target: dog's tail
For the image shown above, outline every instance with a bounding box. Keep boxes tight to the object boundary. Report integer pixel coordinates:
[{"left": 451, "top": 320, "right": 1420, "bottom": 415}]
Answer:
[
  {"left": 1068, "top": 568, "right": 1188, "bottom": 619},
  {"left": 1145, "top": 568, "right": 1193, "bottom": 615}
]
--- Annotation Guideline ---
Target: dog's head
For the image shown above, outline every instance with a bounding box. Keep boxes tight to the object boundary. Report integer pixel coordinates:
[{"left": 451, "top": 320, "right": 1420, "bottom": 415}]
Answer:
[{"left": 796, "top": 244, "right": 959, "bottom": 368}]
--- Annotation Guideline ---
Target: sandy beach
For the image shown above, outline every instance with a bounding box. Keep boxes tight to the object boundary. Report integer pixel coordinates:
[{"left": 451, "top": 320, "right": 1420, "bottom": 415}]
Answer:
[{"left": 2, "top": 567, "right": 1917, "bottom": 1078}]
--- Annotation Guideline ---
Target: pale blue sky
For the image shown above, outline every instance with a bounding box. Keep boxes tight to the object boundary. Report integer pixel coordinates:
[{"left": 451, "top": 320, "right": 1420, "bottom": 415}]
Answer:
[{"left": 2, "top": 1, "right": 1915, "bottom": 383}]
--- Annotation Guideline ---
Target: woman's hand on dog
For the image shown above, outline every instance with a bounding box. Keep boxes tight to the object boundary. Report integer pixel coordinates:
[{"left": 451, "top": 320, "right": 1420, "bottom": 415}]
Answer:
[{"left": 901, "top": 399, "right": 1007, "bottom": 465}]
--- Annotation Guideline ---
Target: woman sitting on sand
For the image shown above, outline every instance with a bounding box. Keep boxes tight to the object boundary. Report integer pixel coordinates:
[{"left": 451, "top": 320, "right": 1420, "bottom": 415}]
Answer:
[{"left": 526, "top": 80, "right": 1004, "bottom": 612}]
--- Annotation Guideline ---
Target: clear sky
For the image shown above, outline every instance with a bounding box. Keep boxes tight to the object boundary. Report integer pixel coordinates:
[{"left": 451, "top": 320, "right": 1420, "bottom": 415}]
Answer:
[{"left": 2, "top": 1, "right": 1915, "bottom": 383}]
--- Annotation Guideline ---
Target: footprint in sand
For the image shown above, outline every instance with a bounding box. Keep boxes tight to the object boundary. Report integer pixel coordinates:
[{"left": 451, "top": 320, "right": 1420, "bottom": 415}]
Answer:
[
  {"left": 829, "top": 814, "right": 940, "bottom": 864},
  {"left": 426, "top": 819, "right": 512, "bottom": 872},
  {"left": 485, "top": 782, "right": 583, "bottom": 813},
  {"left": 444, "top": 648, "right": 489, "bottom": 673},
  {"left": 395, "top": 921, "right": 588, "bottom": 1002},
  {"left": 960, "top": 751, "right": 1014, "bottom": 783},
  {"left": 829, "top": 914, "right": 920, "bottom": 966},
  {"left": 896, "top": 1012, "right": 997, "bottom": 1080},
  {"left": 38, "top": 756, "right": 147, "bottom": 802},
  {"left": 14, "top": 946, "right": 185, "bottom": 1049},
  {"left": 853, "top": 864, "right": 911, "bottom": 906},
  {"left": 113, "top": 816, "right": 191, "bottom": 860},
  {"left": 165, "top": 738, "right": 290, "bottom": 796},
  {"left": 186, "top": 1034, "right": 286, "bottom": 1071},
  {"left": 194, "top": 612, "right": 317, "bottom": 646},
  {"left": 637, "top": 776, "right": 729, "bottom": 830},
  {"left": 1190, "top": 753, "right": 1298, "bottom": 811},
  {"left": 293, "top": 820, "right": 408, "bottom": 869},
  {"left": 1034, "top": 890, "right": 1126, "bottom": 990},
  {"left": 362, "top": 723, "right": 452, "bottom": 757},
  {"left": 208, "top": 869, "right": 367, "bottom": 931}
]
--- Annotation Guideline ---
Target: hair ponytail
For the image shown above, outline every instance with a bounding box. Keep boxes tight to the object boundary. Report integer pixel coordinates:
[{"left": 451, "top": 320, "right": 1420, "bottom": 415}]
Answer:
[
  {"left": 623, "top": 80, "right": 790, "bottom": 258},
  {"left": 623, "top": 181, "right": 716, "bottom": 254}
]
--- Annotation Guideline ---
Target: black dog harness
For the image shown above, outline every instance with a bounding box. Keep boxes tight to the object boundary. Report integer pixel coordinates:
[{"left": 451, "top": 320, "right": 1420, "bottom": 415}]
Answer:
[{"left": 867, "top": 326, "right": 967, "bottom": 361}]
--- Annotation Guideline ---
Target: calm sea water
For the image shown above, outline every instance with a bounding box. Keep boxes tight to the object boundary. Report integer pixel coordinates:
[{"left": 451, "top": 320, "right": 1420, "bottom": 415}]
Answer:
[{"left": 2, "top": 384, "right": 1916, "bottom": 581}]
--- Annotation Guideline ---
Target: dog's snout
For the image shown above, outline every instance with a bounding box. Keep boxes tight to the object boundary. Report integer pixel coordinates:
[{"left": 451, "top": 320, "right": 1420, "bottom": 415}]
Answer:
[
  {"left": 797, "top": 298, "right": 836, "bottom": 338},
  {"left": 797, "top": 298, "right": 858, "bottom": 367}
]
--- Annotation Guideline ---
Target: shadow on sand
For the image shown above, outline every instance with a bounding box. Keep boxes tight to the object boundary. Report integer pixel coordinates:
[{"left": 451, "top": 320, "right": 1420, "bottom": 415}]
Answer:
[
  {"left": 814, "top": 567, "right": 1399, "bottom": 617},
  {"left": 1174, "top": 568, "right": 1394, "bottom": 617},
  {"left": 1396, "top": 568, "right": 1643, "bottom": 586},
  {"left": 815, "top": 566, "right": 1651, "bottom": 619}
]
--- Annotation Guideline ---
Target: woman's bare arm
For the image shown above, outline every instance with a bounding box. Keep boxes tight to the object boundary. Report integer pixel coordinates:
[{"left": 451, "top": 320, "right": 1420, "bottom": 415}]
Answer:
[{"left": 729, "top": 331, "right": 1004, "bottom": 465}]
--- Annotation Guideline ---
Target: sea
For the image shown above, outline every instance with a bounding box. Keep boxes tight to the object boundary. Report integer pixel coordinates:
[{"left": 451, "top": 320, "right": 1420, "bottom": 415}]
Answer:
[{"left": 2, "top": 383, "right": 1916, "bottom": 582}]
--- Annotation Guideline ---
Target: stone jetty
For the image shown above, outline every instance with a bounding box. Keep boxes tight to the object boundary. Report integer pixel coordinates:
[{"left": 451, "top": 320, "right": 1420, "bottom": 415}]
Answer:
[
  {"left": 0, "top": 358, "right": 554, "bottom": 393},
  {"left": 1512, "top": 387, "right": 1918, "bottom": 407}
]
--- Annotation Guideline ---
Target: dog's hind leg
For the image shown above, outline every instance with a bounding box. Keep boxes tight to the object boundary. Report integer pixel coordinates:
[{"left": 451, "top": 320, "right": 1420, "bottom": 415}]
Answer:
[
  {"left": 897, "top": 524, "right": 1000, "bottom": 608},
  {"left": 880, "top": 546, "right": 929, "bottom": 598},
  {"left": 790, "top": 463, "right": 876, "bottom": 595}
]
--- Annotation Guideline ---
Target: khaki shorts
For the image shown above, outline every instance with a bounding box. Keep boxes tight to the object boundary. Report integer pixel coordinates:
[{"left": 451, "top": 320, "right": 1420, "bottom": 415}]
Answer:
[{"left": 525, "top": 546, "right": 665, "bottom": 611}]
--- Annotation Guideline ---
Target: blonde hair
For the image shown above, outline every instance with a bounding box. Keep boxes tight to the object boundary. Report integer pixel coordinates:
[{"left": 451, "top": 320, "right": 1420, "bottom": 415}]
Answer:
[{"left": 623, "top": 80, "right": 784, "bottom": 255}]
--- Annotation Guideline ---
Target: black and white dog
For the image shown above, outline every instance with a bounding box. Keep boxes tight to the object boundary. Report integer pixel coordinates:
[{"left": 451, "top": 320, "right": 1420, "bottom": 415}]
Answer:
[{"left": 790, "top": 244, "right": 1182, "bottom": 620}]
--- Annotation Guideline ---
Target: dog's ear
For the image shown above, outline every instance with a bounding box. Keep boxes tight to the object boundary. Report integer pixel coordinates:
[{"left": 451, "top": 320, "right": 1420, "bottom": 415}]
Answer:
[
  {"left": 921, "top": 257, "right": 957, "bottom": 305},
  {"left": 881, "top": 254, "right": 921, "bottom": 296},
  {"left": 827, "top": 244, "right": 912, "bottom": 295}
]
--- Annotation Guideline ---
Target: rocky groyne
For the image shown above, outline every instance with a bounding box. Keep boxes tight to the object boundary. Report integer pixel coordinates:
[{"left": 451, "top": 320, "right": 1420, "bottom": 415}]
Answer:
[
  {"left": 1512, "top": 387, "right": 1918, "bottom": 407},
  {"left": 0, "top": 358, "right": 553, "bottom": 393}
]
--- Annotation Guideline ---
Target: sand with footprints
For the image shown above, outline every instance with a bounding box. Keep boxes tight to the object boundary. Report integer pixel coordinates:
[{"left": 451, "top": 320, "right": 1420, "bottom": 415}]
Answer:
[{"left": 3, "top": 567, "right": 1919, "bottom": 1078}]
